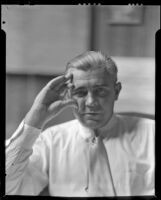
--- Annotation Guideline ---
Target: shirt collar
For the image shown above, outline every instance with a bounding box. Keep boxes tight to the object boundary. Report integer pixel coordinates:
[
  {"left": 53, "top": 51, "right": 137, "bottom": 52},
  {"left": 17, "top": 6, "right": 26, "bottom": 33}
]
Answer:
[{"left": 77, "top": 113, "right": 117, "bottom": 141}]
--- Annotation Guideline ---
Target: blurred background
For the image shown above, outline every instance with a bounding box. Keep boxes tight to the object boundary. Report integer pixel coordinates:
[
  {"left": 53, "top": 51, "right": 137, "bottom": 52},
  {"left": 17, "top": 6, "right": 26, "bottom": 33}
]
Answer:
[{"left": 2, "top": 5, "right": 160, "bottom": 139}]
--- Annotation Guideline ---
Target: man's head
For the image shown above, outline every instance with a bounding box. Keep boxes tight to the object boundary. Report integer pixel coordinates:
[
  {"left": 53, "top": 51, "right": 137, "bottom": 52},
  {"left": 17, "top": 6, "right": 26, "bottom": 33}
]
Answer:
[{"left": 65, "top": 51, "right": 121, "bottom": 130}]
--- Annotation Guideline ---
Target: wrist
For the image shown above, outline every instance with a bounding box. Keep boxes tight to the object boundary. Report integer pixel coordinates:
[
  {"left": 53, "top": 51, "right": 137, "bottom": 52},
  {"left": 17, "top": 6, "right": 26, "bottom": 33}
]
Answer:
[
  {"left": 24, "top": 115, "right": 45, "bottom": 129},
  {"left": 24, "top": 105, "right": 47, "bottom": 129}
]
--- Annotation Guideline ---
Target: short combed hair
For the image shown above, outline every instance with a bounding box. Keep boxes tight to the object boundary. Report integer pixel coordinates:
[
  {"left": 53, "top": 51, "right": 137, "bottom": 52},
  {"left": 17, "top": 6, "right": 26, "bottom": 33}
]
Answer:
[{"left": 65, "top": 51, "right": 118, "bottom": 82}]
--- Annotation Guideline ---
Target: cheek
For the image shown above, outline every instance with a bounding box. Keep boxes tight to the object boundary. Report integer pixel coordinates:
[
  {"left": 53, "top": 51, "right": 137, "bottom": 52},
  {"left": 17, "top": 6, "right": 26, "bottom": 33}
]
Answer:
[
  {"left": 73, "top": 98, "right": 85, "bottom": 111},
  {"left": 101, "top": 95, "right": 116, "bottom": 108}
]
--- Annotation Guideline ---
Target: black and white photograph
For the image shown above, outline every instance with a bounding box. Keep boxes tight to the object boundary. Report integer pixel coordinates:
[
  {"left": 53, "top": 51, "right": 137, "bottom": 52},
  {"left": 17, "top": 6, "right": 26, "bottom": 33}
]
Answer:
[{"left": 2, "top": 5, "right": 160, "bottom": 197}]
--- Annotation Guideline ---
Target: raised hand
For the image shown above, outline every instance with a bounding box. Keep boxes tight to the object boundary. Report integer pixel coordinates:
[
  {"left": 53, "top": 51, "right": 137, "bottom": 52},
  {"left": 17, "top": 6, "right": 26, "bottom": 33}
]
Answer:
[{"left": 24, "top": 74, "right": 77, "bottom": 129}]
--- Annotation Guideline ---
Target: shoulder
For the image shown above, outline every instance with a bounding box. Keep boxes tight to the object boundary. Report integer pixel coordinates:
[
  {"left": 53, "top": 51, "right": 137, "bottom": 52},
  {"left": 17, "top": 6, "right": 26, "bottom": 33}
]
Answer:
[
  {"left": 115, "top": 113, "right": 154, "bottom": 133},
  {"left": 115, "top": 114, "right": 155, "bottom": 158},
  {"left": 47, "top": 119, "right": 78, "bottom": 134}
]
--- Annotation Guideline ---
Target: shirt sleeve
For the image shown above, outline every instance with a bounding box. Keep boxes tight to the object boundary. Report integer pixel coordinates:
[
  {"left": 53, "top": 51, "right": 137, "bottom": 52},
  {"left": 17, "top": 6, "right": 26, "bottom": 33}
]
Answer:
[{"left": 6, "top": 121, "right": 49, "bottom": 195}]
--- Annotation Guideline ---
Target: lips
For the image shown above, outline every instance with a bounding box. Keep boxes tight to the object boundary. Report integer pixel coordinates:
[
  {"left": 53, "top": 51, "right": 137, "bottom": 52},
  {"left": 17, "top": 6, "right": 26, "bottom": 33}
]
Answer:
[
  {"left": 85, "top": 113, "right": 100, "bottom": 115},
  {"left": 83, "top": 111, "right": 100, "bottom": 114},
  {"left": 83, "top": 113, "right": 102, "bottom": 117},
  {"left": 78, "top": 111, "right": 102, "bottom": 117}
]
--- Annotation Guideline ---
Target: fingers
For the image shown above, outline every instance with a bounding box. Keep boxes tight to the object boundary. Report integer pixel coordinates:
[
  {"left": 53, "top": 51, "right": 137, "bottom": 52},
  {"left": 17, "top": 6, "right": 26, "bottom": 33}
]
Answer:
[
  {"left": 65, "top": 72, "right": 73, "bottom": 81},
  {"left": 61, "top": 99, "right": 78, "bottom": 109},
  {"left": 46, "top": 74, "right": 73, "bottom": 90},
  {"left": 59, "top": 86, "right": 68, "bottom": 99},
  {"left": 53, "top": 74, "right": 74, "bottom": 97},
  {"left": 48, "top": 80, "right": 74, "bottom": 103},
  {"left": 67, "top": 83, "right": 74, "bottom": 89}
]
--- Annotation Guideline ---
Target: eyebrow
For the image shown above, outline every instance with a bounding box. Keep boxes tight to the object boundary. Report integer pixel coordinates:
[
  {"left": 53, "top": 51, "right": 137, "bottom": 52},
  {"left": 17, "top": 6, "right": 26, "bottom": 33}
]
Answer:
[
  {"left": 73, "top": 84, "right": 110, "bottom": 91},
  {"left": 72, "top": 87, "right": 86, "bottom": 91},
  {"left": 93, "top": 84, "right": 110, "bottom": 88}
]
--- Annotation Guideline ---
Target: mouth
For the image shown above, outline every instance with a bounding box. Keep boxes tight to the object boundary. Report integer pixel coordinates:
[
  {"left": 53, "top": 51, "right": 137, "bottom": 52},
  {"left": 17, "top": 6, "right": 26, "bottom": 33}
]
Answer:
[
  {"left": 83, "top": 113, "right": 102, "bottom": 116},
  {"left": 85, "top": 112, "right": 100, "bottom": 114}
]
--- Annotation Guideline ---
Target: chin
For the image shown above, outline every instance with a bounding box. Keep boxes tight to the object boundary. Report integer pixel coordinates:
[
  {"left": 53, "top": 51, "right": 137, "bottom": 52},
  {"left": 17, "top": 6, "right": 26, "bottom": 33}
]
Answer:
[
  {"left": 81, "top": 119, "right": 104, "bottom": 129},
  {"left": 73, "top": 111, "right": 106, "bottom": 129}
]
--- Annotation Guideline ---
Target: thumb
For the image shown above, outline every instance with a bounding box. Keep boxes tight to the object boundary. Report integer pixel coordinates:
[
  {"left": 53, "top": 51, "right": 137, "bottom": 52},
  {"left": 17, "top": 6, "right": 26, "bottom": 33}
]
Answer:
[
  {"left": 48, "top": 99, "right": 78, "bottom": 116},
  {"left": 61, "top": 99, "right": 78, "bottom": 109}
]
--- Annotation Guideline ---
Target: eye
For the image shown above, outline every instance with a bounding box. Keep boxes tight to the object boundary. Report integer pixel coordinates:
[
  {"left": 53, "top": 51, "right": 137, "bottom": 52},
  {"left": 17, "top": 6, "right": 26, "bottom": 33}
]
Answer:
[
  {"left": 72, "top": 89, "right": 87, "bottom": 97},
  {"left": 94, "top": 88, "right": 109, "bottom": 97}
]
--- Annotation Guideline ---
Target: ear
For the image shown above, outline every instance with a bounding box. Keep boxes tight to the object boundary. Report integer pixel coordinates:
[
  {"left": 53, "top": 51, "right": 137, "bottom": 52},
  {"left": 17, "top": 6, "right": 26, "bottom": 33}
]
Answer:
[{"left": 114, "top": 82, "right": 122, "bottom": 100}]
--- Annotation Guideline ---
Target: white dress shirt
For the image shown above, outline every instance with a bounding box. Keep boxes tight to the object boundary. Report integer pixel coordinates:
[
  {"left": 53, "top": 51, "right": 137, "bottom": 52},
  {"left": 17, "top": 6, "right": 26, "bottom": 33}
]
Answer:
[{"left": 6, "top": 114, "right": 155, "bottom": 196}]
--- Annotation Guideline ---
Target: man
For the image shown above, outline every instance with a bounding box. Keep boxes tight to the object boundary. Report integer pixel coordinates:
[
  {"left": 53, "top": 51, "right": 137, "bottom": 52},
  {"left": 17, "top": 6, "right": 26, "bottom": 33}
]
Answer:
[{"left": 6, "top": 51, "right": 154, "bottom": 197}]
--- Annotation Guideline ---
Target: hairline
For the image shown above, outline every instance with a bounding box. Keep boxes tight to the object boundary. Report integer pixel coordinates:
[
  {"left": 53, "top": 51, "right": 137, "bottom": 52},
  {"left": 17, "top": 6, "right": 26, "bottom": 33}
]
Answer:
[
  {"left": 66, "top": 65, "right": 117, "bottom": 83},
  {"left": 65, "top": 51, "right": 118, "bottom": 82}
]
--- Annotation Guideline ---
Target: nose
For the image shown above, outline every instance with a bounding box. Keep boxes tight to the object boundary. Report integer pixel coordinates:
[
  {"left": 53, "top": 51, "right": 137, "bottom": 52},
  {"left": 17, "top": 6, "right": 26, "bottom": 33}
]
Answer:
[{"left": 85, "top": 92, "right": 98, "bottom": 107}]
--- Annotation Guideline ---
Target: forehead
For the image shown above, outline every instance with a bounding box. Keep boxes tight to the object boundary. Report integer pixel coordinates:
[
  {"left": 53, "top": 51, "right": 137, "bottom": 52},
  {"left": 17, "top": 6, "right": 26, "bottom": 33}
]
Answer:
[{"left": 72, "top": 68, "right": 113, "bottom": 88}]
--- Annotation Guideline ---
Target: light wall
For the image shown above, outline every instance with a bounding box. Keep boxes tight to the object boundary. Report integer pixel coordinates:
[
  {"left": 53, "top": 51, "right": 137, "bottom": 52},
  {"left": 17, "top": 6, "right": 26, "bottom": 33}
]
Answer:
[
  {"left": 4, "top": 5, "right": 159, "bottom": 138},
  {"left": 4, "top": 5, "right": 90, "bottom": 138},
  {"left": 91, "top": 5, "right": 159, "bottom": 115}
]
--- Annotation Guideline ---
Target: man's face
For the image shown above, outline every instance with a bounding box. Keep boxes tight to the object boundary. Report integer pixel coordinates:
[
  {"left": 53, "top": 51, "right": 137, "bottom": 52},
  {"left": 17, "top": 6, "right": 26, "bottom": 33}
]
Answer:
[{"left": 70, "top": 68, "right": 121, "bottom": 129}]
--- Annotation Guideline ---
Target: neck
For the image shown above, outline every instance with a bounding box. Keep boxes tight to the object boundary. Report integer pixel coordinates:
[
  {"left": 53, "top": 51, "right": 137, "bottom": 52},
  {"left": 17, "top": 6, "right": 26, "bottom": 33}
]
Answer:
[{"left": 93, "top": 129, "right": 99, "bottom": 137}]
